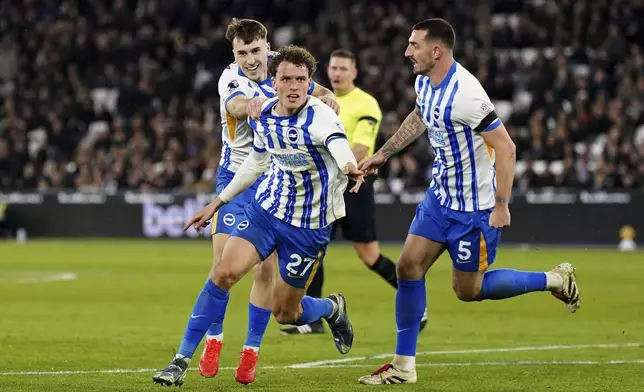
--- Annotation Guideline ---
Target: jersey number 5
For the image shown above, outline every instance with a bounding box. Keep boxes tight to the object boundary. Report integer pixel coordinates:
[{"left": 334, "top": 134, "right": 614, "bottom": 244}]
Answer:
[
  {"left": 456, "top": 240, "right": 472, "bottom": 262},
  {"left": 286, "top": 254, "right": 317, "bottom": 278}
]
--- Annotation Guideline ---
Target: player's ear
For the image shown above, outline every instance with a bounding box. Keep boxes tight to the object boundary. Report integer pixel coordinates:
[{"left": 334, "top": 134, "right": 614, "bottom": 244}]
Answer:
[
  {"left": 271, "top": 76, "right": 276, "bottom": 89},
  {"left": 433, "top": 45, "right": 443, "bottom": 60}
]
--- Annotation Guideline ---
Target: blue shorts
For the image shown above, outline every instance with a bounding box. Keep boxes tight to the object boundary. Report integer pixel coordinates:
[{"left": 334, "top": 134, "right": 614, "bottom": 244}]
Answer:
[
  {"left": 408, "top": 189, "right": 501, "bottom": 272},
  {"left": 212, "top": 166, "right": 264, "bottom": 236},
  {"left": 230, "top": 200, "right": 331, "bottom": 289}
]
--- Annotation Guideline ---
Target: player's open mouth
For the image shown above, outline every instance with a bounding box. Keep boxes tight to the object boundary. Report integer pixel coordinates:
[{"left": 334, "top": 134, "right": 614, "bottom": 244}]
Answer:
[
  {"left": 246, "top": 64, "right": 259, "bottom": 72},
  {"left": 287, "top": 94, "right": 299, "bottom": 100}
]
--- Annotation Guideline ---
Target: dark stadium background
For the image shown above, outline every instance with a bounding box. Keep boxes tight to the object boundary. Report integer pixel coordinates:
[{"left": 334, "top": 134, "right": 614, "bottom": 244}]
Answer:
[
  {"left": 1, "top": 2, "right": 643, "bottom": 392},
  {"left": 0, "top": 0, "right": 642, "bottom": 194}
]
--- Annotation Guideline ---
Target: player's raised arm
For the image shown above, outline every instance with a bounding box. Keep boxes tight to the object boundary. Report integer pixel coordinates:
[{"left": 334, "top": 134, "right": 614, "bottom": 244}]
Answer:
[
  {"left": 358, "top": 107, "right": 426, "bottom": 175},
  {"left": 226, "top": 94, "right": 267, "bottom": 120},
  {"left": 219, "top": 70, "right": 266, "bottom": 120}
]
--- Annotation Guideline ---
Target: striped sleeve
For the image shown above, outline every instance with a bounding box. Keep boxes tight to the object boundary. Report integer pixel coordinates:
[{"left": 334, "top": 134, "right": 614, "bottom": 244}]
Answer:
[
  {"left": 458, "top": 87, "right": 501, "bottom": 132},
  {"left": 248, "top": 117, "right": 267, "bottom": 152},
  {"left": 309, "top": 105, "right": 347, "bottom": 146}
]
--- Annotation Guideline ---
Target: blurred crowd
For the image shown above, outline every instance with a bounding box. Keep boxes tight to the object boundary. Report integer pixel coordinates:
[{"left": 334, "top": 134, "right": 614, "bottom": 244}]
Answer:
[{"left": 0, "top": 0, "right": 642, "bottom": 193}]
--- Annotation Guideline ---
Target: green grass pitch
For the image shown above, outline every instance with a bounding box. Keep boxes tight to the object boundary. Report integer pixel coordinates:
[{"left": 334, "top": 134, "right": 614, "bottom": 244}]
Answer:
[{"left": 1, "top": 240, "right": 643, "bottom": 391}]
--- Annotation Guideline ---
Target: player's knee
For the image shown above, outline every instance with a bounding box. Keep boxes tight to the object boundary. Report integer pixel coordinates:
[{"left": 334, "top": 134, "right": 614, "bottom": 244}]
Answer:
[
  {"left": 272, "top": 306, "right": 298, "bottom": 325},
  {"left": 212, "top": 265, "right": 242, "bottom": 290},
  {"left": 396, "top": 256, "right": 423, "bottom": 280},
  {"left": 452, "top": 285, "right": 482, "bottom": 302}
]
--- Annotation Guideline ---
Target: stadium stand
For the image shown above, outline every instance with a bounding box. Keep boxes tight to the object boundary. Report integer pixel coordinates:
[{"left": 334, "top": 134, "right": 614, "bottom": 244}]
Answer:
[{"left": 0, "top": 0, "right": 642, "bottom": 193}]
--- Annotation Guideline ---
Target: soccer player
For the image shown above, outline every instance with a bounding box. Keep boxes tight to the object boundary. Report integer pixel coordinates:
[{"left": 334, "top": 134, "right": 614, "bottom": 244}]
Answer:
[
  {"left": 281, "top": 49, "right": 428, "bottom": 335},
  {"left": 156, "top": 45, "right": 361, "bottom": 386},
  {"left": 152, "top": 19, "right": 339, "bottom": 386},
  {"left": 356, "top": 19, "right": 581, "bottom": 385}
]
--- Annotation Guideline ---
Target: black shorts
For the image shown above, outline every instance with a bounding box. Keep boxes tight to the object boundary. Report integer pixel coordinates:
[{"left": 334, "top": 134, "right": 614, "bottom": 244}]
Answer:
[{"left": 332, "top": 177, "right": 377, "bottom": 243}]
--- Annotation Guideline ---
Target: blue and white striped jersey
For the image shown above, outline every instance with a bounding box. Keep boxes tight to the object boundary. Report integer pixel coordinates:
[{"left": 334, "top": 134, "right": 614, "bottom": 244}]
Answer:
[
  {"left": 415, "top": 61, "right": 501, "bottom": 212},
  {"left": 248, "top": 96, "right": 349, "bottom": 229},
  {"left": 218, "top": 62, "right": 316, "bottom": 172}
]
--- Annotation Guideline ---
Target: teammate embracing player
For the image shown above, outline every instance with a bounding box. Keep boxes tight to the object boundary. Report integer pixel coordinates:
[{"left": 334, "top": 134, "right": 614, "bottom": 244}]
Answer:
[{"left": 153, "top": 19, "right": 339, "bottom": 387}]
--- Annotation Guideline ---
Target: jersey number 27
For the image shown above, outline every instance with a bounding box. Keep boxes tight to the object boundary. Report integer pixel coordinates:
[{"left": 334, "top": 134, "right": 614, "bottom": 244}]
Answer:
[{"left": 286, "top": 254, "right": 317, "bottom": 278}]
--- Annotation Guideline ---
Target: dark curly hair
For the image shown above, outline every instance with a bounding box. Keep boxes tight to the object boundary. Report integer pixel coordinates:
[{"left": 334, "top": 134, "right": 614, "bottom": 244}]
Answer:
[{"left": 268, "top": 45, "right": 317, "bottom": 78}]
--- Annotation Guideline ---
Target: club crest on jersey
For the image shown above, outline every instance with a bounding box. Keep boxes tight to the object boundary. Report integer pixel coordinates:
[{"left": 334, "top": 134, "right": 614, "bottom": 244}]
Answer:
[
  {"left": 237, "top": 220, "right": 249, "bottom": 231},
  {"left": 227, "top": 80, "right": 239, "bottom": 92},
  {"left": 285, "top": 127, "right": 300, "bottom": 144},
  {"left": 223, "top": 213, "right": 235, "bottom": 226},
  {"left": 480, "top": 102, "right": 493, "bottom": 115},
  {"left": 433, "top": 106, "right": 441, "bottom": 121}
]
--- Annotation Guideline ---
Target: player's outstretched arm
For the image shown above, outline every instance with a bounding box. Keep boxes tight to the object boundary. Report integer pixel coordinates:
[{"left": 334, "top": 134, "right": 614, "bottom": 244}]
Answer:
[
  {"left": 218, "top": 149, "right": 270, "bottom": 203},
  {"left": 327, "top": 136, "right": 365, "bottom": 192},
  {"left": 359, "top": 108, "right": 426, "bottom": 175},
  {"left": 183, "top": 149, "right": 270, "bottom": 232},
  {"left": 481, "top": 123, "right": 516, "bottom": 228}
]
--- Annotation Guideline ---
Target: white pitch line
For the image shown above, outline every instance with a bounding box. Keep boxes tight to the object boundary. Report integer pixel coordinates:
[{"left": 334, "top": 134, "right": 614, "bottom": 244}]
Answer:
[
  {"left": 290, "top": 342, "right": 643, "bottom": 368},
  {"left": 1, "top": 343, "right": 641, "bottom": 376},
  {"left": 0, "top": 272, "right": 78, "bottom": 284},
  {"left": 3, "top": 360, "right": 644, "bottom": 376},
  {"left": 307, "top": 359, "right": 644, "bottom": 369}
]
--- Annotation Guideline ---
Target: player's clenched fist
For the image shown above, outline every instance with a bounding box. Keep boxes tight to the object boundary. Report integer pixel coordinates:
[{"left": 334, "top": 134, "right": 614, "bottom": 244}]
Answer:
[
  {"left": 489, "top": 204, "right": 511, "bottom": 228},
  {"left": 184, "top": 198, "right": 224, "bottom": 233}
]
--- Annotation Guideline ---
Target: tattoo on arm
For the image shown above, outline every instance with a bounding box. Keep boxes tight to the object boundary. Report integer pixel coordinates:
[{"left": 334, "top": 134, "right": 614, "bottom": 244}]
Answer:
[
  {"left": 381, "top": 108, "right": 426, "bottom": 158},
  {"left": 314, "top": 84, "right": 335, "bottom": 99}
]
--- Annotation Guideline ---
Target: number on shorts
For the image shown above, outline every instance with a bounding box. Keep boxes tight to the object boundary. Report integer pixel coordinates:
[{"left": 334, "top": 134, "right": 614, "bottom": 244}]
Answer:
[
  {"left": 457, "top": 240, "right": 472, "bottom": 261},
  {"left": 286, "top": 254, "right": 317, "bottom": 277}
]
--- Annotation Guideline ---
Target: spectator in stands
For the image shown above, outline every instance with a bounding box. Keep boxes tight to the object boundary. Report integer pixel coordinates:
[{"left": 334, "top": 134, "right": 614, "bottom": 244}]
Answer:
[{"left": 0, "top": 0, "right": 642, "bottom": 193}]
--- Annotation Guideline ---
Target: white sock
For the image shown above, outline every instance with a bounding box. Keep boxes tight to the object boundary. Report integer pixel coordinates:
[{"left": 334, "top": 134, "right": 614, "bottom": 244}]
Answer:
[
  {"left": 206, "top": 333, "right": 223, "bottom": 341},
  {"left": 243, "top": 345, "right": 259, "bottom": 353},
  {"left": 391, "top": 355, "right": 415, "bottom": 371},
  {"left": 174, "top": 353, "right": 191, "bottom": 364},
  {"left": 545, "top": 272, "right": 563, "bottom": 291}
]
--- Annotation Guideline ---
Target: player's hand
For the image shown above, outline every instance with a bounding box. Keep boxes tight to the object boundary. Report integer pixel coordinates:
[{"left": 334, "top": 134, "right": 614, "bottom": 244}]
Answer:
[
  {"left": 358, "top": 150, "right": 388, "bottom": 176},
  {"left": 489, "top": 203, "right": 511, "bottom": 228},
  {"left": 247, "top": 97, "right": 268, "bottom": 120},
  {"left": 319, "top": 96, "right": 340, "bottom": 115},
  {"left": 344, "top": 163, "right": 365, "bottom": 193},
  {"left": 183, "top": 198, "right": 224, "bottom": 233}
]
